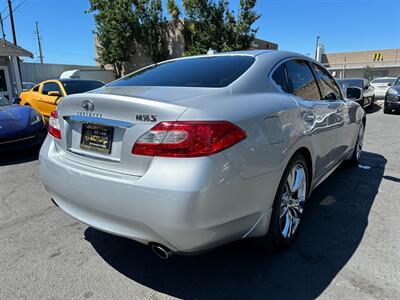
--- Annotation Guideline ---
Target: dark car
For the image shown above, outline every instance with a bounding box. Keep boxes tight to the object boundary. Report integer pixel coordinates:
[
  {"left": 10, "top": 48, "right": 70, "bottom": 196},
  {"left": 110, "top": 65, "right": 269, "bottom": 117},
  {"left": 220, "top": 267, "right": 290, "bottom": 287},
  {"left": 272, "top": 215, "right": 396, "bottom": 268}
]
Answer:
[
  {"left": 336, "top": 78, "right": 375, "bottom": 108},
  {"left": 384, "top": 76, "right": 400, "bottom": 114},
  {"left": 0, "top": 96, "right": 46, "bottom": 152}
]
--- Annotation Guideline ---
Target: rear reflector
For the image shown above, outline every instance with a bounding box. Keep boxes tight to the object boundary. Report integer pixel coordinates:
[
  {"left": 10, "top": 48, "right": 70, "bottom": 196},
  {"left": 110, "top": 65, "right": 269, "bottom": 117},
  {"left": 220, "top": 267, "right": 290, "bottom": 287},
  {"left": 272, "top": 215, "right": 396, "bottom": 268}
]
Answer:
[
  {"left": 132, "top": 121, "right": 246, "bottom": 157},
  {"left": 48, "top": 110, "right": 61, "bottom": 140}
]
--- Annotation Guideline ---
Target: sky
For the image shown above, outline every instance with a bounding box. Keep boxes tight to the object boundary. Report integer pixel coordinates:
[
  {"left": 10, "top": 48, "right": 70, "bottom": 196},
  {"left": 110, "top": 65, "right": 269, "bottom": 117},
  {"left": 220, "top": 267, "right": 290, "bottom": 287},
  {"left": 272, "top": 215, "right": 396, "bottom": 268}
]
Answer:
[{"left": 3, "top": 0, "right": 400, "bottom": 66}]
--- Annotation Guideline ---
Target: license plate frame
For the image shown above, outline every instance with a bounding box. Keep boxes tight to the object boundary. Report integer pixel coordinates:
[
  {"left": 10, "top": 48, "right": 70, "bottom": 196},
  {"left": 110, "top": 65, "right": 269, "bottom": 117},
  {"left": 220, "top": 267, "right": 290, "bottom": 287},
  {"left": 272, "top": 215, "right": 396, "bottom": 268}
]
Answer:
[{"left": 80, "top": 123, "right": 114, "bottom": 154}]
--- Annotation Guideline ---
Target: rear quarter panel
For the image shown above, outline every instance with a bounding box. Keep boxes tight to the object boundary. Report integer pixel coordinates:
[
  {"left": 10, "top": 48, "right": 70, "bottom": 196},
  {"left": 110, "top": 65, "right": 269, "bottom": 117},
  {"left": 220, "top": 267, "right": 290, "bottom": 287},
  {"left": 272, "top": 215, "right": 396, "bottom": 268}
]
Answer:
[{"left": 178, "top": 91, "right": 313, "bottom": 218}]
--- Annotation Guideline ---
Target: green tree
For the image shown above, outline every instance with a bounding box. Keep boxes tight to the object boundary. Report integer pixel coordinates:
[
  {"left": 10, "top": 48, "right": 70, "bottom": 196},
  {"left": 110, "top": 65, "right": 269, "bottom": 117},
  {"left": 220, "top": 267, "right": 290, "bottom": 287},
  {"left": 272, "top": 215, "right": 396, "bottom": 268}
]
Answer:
[
  {"left": 235, "top": 0, "right": 260, "bottom": 49},
  {"left": 136, "top": 0, "right": 169, "bottom": 63},
  {"left": 167, "top": 0, "right": 260, "bottom": 55},
  {"left": 88, "top": 0, "right": 138, "bottom": 78},
  {"left": 88, "top": 0, "right": 168, "bottom": 77}
]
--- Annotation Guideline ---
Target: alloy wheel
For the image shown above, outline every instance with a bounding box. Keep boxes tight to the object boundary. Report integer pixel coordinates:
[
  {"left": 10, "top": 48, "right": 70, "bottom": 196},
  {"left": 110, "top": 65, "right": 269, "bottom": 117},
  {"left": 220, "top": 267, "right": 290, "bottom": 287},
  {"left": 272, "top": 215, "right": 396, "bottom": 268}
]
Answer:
[{"left": 279, "top": 164, "right": 307, "bottom": 239}]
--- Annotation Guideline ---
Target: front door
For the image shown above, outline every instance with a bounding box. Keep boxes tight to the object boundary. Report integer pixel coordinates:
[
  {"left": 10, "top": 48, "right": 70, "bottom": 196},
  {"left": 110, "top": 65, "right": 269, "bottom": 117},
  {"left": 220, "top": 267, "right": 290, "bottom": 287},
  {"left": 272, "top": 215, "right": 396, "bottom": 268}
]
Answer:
[{"left": 0, "top": 66, "right": 12, "bottom": 101}]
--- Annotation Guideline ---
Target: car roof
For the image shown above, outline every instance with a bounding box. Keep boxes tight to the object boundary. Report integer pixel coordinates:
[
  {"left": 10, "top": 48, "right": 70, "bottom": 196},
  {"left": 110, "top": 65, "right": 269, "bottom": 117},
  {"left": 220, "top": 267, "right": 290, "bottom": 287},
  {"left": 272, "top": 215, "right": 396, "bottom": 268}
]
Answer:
[{"left": 136, "top": 50, "right": 313, "bottom": 76}]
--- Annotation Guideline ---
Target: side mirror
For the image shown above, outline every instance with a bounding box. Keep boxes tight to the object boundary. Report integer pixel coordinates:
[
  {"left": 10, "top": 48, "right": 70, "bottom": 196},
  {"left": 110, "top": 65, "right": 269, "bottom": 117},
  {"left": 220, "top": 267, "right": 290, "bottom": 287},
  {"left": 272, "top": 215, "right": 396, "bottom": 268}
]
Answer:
[
  {"left": 346, "top": 86, "right": 363, "bottom": 101},
  {"left": 47, "top": 91, "right": 63, "bottom": 97}
]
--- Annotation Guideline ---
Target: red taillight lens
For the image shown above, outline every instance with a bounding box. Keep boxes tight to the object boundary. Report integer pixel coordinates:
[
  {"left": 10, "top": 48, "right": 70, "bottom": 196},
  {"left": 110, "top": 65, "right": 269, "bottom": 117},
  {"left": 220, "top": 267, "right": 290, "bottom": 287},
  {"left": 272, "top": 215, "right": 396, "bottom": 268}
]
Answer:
[
  {"left": 48, "top": 110, "right": 61, "bottom": 140},
  {"left": 132, "top": 121, "right": 246, "bottom": 157}
]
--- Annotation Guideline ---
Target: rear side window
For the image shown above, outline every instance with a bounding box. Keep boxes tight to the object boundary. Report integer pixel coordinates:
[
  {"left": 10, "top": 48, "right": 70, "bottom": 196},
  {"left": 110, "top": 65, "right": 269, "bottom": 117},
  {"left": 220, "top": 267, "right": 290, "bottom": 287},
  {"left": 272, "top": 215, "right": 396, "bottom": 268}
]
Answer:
[
  {"left": 272, "top": 64, "right": 290, "bottom": 93},
  {"left": 312, "top": 63, "right": 342, "bottom": 100},
  {"left": 62, "top": 81, "right": 104, "bottom": 94},
  {"left": 42, "top": 82, "right": 62, "bottom": 95},
  {"left": 285, "top": 60, "right": 321, "bottom": 100},
  {"left": 108, "top": 56, "right": 255, "bottom": 88},
  {"left": 33, "top": 85, "right": 39, "bottom": 92}
]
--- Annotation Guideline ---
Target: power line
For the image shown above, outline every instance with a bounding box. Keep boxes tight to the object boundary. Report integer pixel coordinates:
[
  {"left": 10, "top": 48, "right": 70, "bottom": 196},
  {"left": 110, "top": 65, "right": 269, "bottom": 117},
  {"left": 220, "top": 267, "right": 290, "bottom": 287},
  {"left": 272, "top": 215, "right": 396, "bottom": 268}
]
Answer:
[
  {"left": 0, "top": 0, "right": 15, "bottom": 15},
  {"left": 3, "top": 0, "right": 28, "bottom": 21}
]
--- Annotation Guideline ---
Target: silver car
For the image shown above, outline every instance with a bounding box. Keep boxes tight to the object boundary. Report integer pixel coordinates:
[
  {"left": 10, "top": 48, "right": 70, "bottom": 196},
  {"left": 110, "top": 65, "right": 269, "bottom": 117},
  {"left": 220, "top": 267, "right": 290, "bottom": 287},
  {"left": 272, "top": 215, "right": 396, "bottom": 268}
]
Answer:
[{"left": 39, "top": 50, "right": 365, "bottom": 258}]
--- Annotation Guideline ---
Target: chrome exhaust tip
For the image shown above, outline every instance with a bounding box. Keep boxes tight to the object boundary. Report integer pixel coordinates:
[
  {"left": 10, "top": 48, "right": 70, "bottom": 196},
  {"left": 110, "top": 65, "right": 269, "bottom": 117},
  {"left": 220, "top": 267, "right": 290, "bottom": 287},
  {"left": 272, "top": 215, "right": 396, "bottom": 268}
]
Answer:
[{"left": 151, "top": 244, "right": 173, "bottom": 259}]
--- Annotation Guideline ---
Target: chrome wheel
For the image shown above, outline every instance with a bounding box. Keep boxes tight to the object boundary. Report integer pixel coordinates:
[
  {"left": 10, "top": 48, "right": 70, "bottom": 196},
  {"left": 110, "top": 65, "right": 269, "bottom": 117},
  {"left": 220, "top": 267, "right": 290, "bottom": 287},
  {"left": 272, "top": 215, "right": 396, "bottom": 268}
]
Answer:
[
  {"left": 279, "top": 164, "right": 307, "bottom": 239},
  {"left": 356, "top": 123, "right": 364, "bottom": 161}
]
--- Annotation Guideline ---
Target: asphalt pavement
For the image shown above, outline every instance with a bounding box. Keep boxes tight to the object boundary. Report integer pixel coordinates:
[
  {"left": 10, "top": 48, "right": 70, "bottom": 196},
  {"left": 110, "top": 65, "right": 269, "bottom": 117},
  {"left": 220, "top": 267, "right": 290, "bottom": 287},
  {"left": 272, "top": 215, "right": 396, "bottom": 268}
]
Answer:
[{"left": 0, "top": 106, "right": 399, "bottom": 300}]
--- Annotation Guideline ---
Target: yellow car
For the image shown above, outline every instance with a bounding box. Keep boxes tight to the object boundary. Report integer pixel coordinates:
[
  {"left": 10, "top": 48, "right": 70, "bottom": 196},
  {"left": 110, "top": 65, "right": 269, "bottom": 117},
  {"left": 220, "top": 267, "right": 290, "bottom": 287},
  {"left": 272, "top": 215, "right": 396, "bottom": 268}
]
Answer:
[{"left": 19, "top": 79, "right": 104, "bottom": 117}]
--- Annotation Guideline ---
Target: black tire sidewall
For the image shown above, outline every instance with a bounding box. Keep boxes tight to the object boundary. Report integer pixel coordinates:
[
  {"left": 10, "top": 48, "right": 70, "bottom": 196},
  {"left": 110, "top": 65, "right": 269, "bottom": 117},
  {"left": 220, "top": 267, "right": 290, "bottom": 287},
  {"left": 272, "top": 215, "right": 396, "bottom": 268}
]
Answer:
[{"left": 350, "top": 122, "right": 364, "bottom": 165}]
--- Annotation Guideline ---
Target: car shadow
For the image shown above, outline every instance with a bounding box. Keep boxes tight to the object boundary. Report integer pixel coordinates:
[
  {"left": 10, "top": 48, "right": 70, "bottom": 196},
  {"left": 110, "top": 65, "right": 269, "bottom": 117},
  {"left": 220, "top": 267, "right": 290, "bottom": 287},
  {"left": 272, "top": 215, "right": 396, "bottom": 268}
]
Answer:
[
  {"left": 0, "top": 146, "right": 40, "bottom": 166},
  {"left": 84, "top": 151, "right": 386, "bottom": 299},
  {"left": 365, "top": 103, "right": 381, "bottom": 114}
]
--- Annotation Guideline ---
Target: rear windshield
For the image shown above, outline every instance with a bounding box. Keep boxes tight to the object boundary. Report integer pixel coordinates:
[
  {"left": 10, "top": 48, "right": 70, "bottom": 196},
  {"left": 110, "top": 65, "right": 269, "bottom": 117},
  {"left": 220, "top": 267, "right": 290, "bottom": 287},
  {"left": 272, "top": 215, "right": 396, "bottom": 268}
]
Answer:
[
  {"left": 108, "top": 56, "right": 255, "bottom": 88},
  {"left": 336, "top": 79, "right": 363, "bottom": 89},
  {"left": 62, "top": 81, "right": 104, "bottom": 95}
]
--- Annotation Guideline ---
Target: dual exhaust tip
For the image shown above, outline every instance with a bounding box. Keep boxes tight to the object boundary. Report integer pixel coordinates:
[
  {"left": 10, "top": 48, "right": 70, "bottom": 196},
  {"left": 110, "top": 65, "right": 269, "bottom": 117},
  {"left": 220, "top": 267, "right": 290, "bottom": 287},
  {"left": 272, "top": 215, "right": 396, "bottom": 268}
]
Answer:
[{"left": 150, "top": 243, "right": 173, "bottom": 259}]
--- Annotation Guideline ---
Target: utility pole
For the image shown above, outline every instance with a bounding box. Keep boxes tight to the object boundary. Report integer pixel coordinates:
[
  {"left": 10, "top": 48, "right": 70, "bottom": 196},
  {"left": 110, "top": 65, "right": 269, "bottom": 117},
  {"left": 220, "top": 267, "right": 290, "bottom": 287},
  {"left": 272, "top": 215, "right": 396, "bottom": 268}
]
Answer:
[
  {"left": 35, "top": 21, "right": 44, "bottom": 63},
  {"left": 314, "top": 35, "right": 320, "bottom": 60},
  {"left": 0, "top": 13, "right": 6, "bottom": 46},
  {"left": 7, "top": 0, "right": 23, "bottom": 96},
  {"left": 7, "top": 0, "right": 17, "bottom": 45}
]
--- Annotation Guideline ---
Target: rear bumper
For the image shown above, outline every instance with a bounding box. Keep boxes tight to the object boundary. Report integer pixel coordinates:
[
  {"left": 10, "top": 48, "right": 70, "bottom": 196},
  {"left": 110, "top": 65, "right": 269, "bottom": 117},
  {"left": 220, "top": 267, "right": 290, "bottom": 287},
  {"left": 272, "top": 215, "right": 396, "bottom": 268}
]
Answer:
[{"left": 39, "top": 137, "right": 275, "bottom": 253}]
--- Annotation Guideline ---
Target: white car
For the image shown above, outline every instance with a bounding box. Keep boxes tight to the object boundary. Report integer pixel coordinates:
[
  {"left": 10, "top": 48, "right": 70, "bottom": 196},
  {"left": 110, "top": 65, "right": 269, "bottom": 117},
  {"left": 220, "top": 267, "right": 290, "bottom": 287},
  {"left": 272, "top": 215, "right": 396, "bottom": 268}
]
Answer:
[
  {"left": 39, "top": 51, "right": 365, "bottom": 258},
  {"left": 371, "top": 77, "right": 396, "bottom": 99}
]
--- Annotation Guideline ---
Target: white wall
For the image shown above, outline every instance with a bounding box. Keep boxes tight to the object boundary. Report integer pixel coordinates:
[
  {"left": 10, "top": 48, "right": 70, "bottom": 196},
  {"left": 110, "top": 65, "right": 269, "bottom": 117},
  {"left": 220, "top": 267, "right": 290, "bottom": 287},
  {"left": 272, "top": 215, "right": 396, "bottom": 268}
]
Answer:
[{"left": 20, "top": 62, "right": 114, "bottom": 83}]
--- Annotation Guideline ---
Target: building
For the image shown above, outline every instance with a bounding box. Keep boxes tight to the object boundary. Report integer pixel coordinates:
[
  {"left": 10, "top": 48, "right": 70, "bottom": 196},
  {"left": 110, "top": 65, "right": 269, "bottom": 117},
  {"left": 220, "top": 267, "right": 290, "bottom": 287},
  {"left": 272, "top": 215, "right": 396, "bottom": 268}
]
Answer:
[
  {"left": 321, "top": 48, "right": 400, "bottom": 80},
  {"left": 0, "top": 39, "right": 33, "bottom": 99}
]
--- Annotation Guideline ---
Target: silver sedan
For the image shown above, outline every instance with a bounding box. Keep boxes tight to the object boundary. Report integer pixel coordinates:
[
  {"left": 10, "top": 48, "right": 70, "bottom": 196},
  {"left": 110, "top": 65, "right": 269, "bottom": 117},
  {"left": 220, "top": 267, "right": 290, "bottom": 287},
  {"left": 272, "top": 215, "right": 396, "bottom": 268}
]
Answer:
[{"left": 39, "top": 50, "right": 365, "bottom": 258}]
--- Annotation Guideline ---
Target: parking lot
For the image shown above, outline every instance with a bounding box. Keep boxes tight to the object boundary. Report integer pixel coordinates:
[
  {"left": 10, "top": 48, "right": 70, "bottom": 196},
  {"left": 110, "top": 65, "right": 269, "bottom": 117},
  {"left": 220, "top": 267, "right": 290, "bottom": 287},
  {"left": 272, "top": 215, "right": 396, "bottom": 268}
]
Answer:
[{"left": 0, "top": 107, "right": 399, "bottom": 300}]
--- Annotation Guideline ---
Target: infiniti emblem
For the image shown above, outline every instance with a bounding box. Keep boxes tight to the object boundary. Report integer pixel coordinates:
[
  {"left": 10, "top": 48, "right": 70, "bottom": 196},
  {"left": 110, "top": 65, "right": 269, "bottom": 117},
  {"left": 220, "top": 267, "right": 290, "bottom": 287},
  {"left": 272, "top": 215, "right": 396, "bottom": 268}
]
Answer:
[{"left": 82, "top": 100, "right": 95, "bottom": 112}]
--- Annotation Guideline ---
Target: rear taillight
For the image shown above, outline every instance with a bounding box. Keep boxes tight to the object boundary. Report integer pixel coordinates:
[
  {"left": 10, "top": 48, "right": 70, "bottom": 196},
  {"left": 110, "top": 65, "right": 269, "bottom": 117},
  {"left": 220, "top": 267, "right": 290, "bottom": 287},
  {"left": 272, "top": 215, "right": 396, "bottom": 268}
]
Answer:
[
  {"left": 132, "top": 121, "right": 246, "bottom": 157},
  {"left": 48, "top": 110, "right": 61, "bottom": 139}
]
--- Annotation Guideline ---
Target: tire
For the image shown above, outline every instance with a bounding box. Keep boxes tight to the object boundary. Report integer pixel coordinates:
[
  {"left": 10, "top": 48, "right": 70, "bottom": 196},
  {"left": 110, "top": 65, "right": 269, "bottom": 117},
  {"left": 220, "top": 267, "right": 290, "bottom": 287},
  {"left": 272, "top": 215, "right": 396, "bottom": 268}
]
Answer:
[
  {"left": 349, "top": 121, "right": 364, "bottom": 165},
  {"left": 383, "top": 106, "right": 391, "bottom": 114},
  {"left": 266, "top": 153, "right": 309, "bottom": 249}
]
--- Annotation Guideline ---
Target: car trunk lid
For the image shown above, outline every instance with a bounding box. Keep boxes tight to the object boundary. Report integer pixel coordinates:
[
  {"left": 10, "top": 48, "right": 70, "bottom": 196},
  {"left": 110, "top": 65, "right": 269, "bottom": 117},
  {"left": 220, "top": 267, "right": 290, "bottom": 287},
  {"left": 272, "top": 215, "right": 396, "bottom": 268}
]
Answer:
[{"left": 54, "top": 91, "right": 189, "bottom": 177}]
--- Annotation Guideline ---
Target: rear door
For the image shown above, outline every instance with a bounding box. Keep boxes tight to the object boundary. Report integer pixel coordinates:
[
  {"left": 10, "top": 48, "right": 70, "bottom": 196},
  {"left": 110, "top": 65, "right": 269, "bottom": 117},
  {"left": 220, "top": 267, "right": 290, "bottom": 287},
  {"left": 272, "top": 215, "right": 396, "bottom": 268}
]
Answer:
[{"left": 284, "top": 59, "right": 340, "bottom": 180}]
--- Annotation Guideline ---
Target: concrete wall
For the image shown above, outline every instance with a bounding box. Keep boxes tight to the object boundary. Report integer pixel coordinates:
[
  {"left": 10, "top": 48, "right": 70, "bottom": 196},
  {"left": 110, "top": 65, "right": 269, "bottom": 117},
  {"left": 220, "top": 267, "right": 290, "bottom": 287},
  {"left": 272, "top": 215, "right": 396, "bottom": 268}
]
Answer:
[
  {"left": 20, "top": 62, "right": 113, "bottom": 84},
  {"left": 329, "top": 67, "right": 400, "bottom": 79}
]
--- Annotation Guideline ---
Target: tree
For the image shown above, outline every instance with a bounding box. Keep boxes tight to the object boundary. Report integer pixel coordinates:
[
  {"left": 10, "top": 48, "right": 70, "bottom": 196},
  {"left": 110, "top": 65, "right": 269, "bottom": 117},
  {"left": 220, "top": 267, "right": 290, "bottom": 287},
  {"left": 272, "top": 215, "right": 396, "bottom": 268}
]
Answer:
[
  {"left": 167, "top": 0, "right": 260, "bottom": 55},
  {"left": 235, "top": 0, "right": 260, "bottom": 49},
  {"left": 88, "top": 0, "right": 138, "bottom": 78},
  {"left": 136, "top": 0, "right": 169, "bottom": 63},
  {"left": 88, "top": 0, "right": 168, "bottom": 77}
]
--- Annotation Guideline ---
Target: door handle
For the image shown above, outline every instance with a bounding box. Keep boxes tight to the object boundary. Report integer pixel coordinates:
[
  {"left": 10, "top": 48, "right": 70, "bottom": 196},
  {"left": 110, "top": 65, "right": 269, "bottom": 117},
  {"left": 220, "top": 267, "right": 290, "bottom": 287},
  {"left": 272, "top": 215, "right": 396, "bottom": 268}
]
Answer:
[{"left": 303, "top": 112, "right": 316, "bottom": 122}]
